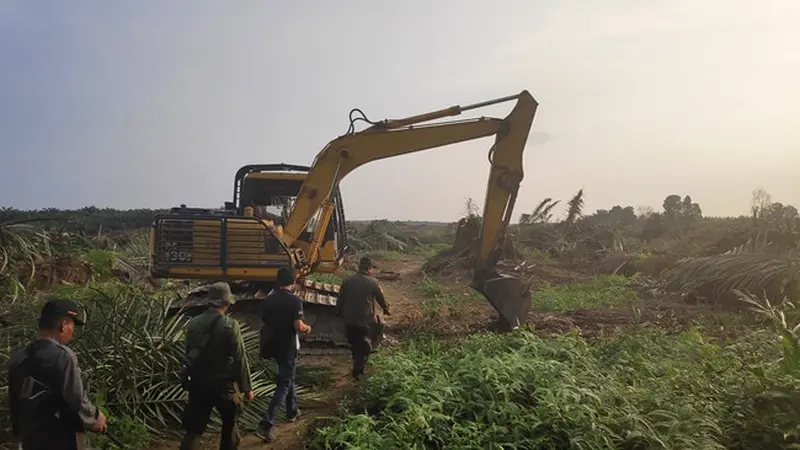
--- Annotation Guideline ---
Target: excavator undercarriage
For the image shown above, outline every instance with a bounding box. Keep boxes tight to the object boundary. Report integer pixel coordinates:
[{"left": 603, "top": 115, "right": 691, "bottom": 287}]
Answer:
[{"left": 174, "top": 278, "right": 356, "bottom": 355}]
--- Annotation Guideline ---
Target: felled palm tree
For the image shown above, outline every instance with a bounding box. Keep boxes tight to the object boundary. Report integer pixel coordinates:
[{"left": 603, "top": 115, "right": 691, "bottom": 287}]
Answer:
[
  {"left": 359, "top": 220, "right": 407, "bottom": 252},
  {"left": 665, "top": 235, "right": 800, "bottom": 303},
  {"left": 0, "top": 220, "right": 54, "bottom": 300}
]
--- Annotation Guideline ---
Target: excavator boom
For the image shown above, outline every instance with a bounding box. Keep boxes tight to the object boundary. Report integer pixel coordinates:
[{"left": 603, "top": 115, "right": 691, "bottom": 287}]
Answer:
[{"left": 285, "top": 90, "right": 539, "bottom": 329}]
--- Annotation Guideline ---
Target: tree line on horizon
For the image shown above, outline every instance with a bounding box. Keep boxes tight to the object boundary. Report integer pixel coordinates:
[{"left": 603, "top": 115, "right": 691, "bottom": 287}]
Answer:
[{"left": 1, "top": 188, "right": 797, "bottom": 237}]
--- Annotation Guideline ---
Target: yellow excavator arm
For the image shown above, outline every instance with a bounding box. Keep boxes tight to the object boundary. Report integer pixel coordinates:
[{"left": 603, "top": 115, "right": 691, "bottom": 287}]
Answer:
[{"left": 279, "top": 90, "right": 539, "bottom": 330}]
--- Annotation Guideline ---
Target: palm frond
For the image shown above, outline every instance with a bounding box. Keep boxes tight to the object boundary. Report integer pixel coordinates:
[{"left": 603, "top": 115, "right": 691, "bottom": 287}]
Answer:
[
  {"left": 564, "top": 189, "right": 585, "bottom": 226},
  {"left": 664, "top": 254, "right": 800, "bottom": 302}
]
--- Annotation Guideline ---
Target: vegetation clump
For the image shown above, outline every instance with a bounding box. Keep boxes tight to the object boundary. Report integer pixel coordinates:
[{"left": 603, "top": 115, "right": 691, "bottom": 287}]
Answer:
[{"left": 312, "top": 328, "right": 799, "bottom": 450}]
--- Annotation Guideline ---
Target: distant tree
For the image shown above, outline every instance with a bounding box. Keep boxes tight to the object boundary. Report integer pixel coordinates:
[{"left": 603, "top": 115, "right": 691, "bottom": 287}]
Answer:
[
  {"left": 641, "top": 213, "right": 668, "bottom": 240},
  {"left": 750, "top": 187, "right": 772, "bottom": 220},
  {"left": 636, "top": 205, "right": 656, "bottom": 218},
  {"left": 463, "top": 197, "right": 480, "bottom": 220},
  {"left": 609, "top": 205, "right": 637, "bottom": 226},
  {"left": 662, "top": 194, "right": 702, "bottom": 221},
  {"left": 764, "top": 203, "right": 799, "bottom": 221},
  {"left": 682, "top": 195, "right": 702, "bottom": 218},
  {"left": 588, "top": 205, "right": 637, "bottom": 229},
  {"left": 663, "top": 194, "right": 683, "bottom": 218}
]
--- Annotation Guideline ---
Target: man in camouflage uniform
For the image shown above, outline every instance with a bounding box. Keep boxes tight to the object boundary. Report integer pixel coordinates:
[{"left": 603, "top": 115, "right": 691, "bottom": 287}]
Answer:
[
  {"left": 336, "top": 256, "right": 390, "bottom": 379},
  {"left": 7, "top": 298, "right": 108, "bottom": 450},
  {"left": 179, "top": 282, "right": 253, "bottom": 450}
]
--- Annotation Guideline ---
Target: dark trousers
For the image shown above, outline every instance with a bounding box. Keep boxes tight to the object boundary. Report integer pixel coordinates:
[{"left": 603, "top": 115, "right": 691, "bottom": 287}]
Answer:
[
  {"left": 180, "top": 384, "right": 241, "bottom": 450},
  {"left": 346, "top": 325, "right": 372, "bottom": 378},
  {"left": 260, "top": 354, "right": 298, "bottom": 429},
  {"left": 19, "top": 417, "right": 85, "bottom": 450},
  {"left": 21, "top": 429, "right": 85, "bottom": 450}
]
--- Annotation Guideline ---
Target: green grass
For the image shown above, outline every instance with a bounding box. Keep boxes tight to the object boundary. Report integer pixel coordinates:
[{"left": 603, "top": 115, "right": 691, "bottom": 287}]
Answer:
[
  {"left": 415, "top": 243, "right": 450, "bottom": 259},
  {"left": 412, "top": 273, "right": 477, "bottom": 319},
  {"left": 531, "top": 274, "right": 640, "bottom": 313},
  {"left": 358, "top": 250, "right": 405, "bottom": 261},
  {"left": 307, "top": 273, "right": 344, "bottom": 284},
  {"left": 310, "top": 329, "right": 800, "bottom": 450},
  {"left": 84, "top": 248, "right": 117, "bottom": 279}
]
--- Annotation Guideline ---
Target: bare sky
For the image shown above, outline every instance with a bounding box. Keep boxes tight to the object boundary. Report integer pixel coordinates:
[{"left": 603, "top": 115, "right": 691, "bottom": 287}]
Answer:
[{"left": 1, "top": 1, "right": 798, "bottom": 220}]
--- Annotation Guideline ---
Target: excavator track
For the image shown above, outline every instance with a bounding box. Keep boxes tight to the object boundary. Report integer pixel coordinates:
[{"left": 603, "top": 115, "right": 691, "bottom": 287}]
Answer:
[{"left": 169, "top": 279, "right": 356, "bottom": 353}]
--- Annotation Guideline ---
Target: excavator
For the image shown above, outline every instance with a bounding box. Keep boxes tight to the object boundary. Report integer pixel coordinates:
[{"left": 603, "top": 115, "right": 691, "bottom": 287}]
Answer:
[{"left": 148, "top": 89, "right": 539, "bottom": 353}]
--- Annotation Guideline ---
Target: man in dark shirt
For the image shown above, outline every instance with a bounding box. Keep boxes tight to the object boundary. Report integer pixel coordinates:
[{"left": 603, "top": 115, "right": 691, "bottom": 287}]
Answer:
[
  {"left": 7, "top": 298, "right": 107, "bottom": 450},
  {"left": 255, "top": 267, "right": 312, "bottom": 443},
  {"left": 179, "top": 282, "right": 253, "bottom": 450},
  {"left": 336, "top": 256, "right": 390, "bottom": 379}
]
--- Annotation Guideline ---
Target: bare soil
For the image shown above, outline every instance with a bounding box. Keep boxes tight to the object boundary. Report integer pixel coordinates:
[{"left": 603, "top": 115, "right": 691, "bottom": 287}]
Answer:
[{"left": 17, "top": 257, "right": 94, "bottom": 289}]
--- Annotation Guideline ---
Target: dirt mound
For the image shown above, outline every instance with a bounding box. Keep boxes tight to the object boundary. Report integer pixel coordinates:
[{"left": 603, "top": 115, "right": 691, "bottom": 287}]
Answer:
[
  {"left": 427, "top": 259, "right": 587, "bottom": 296},
  {"left": 421, "top": 214, "right": 586, "bottom": 289},
  {"left": 516, "top": 262, "right": 587, "bottom": 287},
  {"left": 528, "top": 309, "right": 633, "bottom": 337},
  {"left": 112, "top": 257, "right": 164, "bottom": 289},
  {"left": 529, "top": 313, "right": 578, "bottom": 334},
  {"left": 17, "top": 258, "right": 93, "bottom": 289},
  {"left": 422, "top": 214, "right": 520, "bottom": 274},
  {"left": 527, "top": 300, "right": 731, "bottom": 339}
]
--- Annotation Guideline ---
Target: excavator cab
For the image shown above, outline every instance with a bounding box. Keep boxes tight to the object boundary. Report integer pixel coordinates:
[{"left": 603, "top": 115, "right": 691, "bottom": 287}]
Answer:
[
  {"left": 150, "top": 164, "right": 347, "bottom": 281},
  {"left": 231, "top": 164, "right": 348, "bottom": 273}
]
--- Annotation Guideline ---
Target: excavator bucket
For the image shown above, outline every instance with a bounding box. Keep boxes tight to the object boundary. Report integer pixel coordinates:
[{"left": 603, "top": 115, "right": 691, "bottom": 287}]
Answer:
[{"left": 474, "top": 272, "right": 532, "bottom": 331}]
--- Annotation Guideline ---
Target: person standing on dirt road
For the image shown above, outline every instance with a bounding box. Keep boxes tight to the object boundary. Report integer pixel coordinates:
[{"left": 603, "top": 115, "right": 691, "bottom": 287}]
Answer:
[
  {"left": 179, "top": 282, "right": 253, "bottom": 450},
  {"left": 255, "top": 267, "right": 312, "bottom": 443},
  {"left": 7, "top": 298, "right": 108, "bottom": 450},
  {"left": 336, "top": 256, "right": 390, "bottom": 380}
]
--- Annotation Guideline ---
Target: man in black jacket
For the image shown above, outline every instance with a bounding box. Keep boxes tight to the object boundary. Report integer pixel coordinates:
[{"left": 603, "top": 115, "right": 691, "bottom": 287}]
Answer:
[
  {"left": 336, "top": 256, "right": 390, "bottom": 379},
  {"left": 7, "top": 298, "right": 108, "bottom": 450},
  {"left": 255, "top": 267, "right": 312, "bottom": 443}
]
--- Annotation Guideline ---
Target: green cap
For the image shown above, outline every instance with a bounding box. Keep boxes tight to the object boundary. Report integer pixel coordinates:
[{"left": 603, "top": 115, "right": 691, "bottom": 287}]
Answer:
[
  {"left": 359, "top": 256, "right": 377, "bottom": 271},
  {"left": 205, "top": 282, "right": 234, "bottom": 307}
]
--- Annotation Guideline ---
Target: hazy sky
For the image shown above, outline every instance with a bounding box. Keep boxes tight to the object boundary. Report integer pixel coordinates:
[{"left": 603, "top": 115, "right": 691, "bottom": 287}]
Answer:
[{"left": 1, "top": 1, "right": 798, "bottom": 221}]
